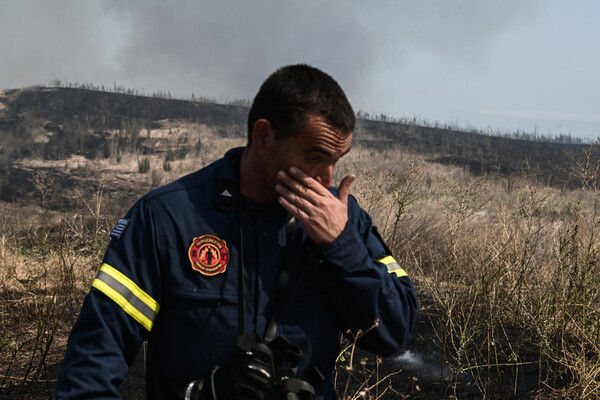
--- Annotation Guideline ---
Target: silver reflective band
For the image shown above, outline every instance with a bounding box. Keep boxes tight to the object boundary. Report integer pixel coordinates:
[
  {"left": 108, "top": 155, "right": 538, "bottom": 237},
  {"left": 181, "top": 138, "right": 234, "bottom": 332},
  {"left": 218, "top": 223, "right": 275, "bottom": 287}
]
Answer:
[{"left": 377, "top": 256, "right": 408, "bottom": 278}]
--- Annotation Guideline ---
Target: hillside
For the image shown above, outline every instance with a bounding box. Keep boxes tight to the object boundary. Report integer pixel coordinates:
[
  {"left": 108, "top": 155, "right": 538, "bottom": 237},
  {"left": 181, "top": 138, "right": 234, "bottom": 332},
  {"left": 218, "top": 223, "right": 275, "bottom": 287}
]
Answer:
[
  {"left": 1, "top": 86, "right": 594, "bottom": 210},
  {"left": 0, "top": 87, "right": 249, "bottom": 208},
  {"left": 355, "top": 119, "right": 592, "bottom": 187}
]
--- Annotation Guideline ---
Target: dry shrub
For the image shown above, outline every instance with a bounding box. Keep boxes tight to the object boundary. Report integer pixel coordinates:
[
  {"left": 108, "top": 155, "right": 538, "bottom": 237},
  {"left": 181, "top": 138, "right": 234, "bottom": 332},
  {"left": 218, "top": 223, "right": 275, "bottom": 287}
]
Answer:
[{"left": 0, "top": 200, "right": 110, "bottom": 398}]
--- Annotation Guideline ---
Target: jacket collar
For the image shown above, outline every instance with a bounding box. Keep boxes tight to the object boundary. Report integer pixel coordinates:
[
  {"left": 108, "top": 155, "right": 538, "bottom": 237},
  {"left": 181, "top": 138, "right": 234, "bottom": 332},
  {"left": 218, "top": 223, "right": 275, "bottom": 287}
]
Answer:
[{"left": 215, "top": 147, "right": 244, "bottom": 211}]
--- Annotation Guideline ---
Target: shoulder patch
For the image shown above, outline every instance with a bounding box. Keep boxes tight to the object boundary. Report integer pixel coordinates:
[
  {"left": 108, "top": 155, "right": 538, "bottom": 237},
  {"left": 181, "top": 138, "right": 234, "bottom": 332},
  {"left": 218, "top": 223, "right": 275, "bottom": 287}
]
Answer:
[{"left": 110, "top": 218, "right": 130, "bottom": 240}]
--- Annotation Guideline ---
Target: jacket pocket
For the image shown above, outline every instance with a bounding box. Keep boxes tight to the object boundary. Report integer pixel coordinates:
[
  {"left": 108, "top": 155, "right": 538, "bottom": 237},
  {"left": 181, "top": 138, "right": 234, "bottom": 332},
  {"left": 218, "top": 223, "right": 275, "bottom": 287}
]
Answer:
[{"left": 152, "top": 287, "right": 239, "bottom": 386}]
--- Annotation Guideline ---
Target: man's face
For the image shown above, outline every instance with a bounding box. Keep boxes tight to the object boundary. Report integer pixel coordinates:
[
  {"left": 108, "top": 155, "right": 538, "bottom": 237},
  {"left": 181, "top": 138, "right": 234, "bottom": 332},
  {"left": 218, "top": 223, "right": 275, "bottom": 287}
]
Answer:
[{"left": 262, "top": 115, "right": 352, "bottom": 198}]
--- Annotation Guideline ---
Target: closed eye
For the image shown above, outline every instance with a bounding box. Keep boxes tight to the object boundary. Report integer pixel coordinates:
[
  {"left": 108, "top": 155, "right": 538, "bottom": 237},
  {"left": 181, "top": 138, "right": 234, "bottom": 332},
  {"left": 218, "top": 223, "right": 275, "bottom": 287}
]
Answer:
[{"left": 307, "top": 154, "right": 321, "bottom": 163}]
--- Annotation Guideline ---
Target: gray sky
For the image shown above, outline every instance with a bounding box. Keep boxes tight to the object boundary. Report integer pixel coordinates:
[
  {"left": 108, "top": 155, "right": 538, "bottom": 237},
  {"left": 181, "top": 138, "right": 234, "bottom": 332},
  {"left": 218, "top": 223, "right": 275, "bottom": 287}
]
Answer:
[{"left": 1, "top": 0, "right": 599, "bottom": 139}]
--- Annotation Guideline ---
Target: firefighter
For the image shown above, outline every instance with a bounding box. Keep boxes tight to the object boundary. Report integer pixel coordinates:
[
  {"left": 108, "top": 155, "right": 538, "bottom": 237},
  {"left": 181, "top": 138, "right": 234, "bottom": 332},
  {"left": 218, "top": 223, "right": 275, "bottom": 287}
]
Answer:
[{"left": 57, "top": 64, "right": 418, "bottom": 399}]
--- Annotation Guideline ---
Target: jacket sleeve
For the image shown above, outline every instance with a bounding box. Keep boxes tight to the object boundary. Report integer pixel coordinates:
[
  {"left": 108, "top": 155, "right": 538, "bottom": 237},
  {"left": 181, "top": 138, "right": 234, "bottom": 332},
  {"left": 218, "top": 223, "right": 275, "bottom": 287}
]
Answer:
[
  {"left": 319, "top": 195, "right": 418, "bottom": 356},
  {"left": 56, "top": 199, "right": 162, "bottom": 399}
]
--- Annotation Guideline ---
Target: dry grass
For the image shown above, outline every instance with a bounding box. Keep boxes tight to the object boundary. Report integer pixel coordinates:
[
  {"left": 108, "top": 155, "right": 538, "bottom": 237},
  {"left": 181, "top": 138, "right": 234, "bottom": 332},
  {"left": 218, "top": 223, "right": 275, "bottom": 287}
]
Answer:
[
  {"left": 343, "top": 146, "right": 600, "bottom": 399},
  {"left": 0, "top": 205, "right": 106, "bottom": 399},
  {"left": 2, "top": 137, "right": 600, "bottom": 399}
]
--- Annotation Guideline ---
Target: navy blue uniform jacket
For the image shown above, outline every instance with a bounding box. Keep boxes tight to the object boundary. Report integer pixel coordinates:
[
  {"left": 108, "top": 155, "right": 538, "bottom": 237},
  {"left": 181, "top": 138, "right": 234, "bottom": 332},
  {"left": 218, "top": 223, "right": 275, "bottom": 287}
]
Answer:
[{"left": 57, "top": 147, "right": 418, "bottom": 399}]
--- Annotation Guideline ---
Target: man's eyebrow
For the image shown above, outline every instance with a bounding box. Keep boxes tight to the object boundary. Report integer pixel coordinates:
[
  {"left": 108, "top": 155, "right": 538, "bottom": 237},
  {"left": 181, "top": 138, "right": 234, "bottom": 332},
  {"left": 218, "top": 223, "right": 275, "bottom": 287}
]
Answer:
[{"left": 310, "top": 146, "right": 332, "bottom": 157}]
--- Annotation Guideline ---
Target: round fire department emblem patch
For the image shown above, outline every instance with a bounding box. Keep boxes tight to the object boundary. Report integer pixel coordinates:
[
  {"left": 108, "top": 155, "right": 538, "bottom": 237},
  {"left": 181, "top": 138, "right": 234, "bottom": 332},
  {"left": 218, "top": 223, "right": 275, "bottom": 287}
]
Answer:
[{"left": 188, "top": 235, "right": 229, "bottom": 276}]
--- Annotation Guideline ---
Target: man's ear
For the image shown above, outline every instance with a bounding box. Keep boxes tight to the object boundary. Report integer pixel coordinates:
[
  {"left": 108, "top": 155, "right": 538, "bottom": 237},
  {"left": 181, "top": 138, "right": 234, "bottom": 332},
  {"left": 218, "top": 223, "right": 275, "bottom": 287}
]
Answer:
[{"left": 251, "top": 119, "right": 274, "bottom": 148}]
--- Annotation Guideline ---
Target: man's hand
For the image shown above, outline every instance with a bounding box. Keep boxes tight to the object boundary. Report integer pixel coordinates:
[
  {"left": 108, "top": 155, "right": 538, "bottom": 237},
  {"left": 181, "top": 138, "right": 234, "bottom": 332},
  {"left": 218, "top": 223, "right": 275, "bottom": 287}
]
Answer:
[{"left": 276, "top": 167, "right": 356, "bottom": 246}]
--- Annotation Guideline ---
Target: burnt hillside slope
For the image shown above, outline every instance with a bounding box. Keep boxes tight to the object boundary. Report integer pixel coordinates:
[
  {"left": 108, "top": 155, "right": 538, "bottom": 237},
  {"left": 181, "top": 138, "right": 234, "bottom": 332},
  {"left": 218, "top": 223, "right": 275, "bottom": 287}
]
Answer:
[
  {"left": 355, "top": 119, "right": 593, "bottom": 188},
  {"left": 0, "top": 86, "right": 596, "bottom": 208}
]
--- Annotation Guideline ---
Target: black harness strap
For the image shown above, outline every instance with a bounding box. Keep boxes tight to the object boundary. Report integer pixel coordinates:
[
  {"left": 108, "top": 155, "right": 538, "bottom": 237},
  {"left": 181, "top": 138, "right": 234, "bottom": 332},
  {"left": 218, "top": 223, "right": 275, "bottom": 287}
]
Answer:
[
  {"left": 237, "top": 218, "right": 246, "bottom": 337},
  {"left": 264, "top": 216, "right": 296, "bottom": 343},
  {"left": 236, "top": 199, "right": 296, "bottom": 341}
]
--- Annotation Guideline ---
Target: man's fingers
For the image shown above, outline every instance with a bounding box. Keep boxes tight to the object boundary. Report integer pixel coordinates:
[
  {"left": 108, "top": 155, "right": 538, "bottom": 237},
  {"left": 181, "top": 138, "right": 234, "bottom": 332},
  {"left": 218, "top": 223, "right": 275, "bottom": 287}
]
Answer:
[
  {"left": 337, "top": 174, "right": 356, "bottom": 203},
  {"left": 277, "top": 168, "right": 355, "bottom": 205},
  {"left": 277, "top": 169, "right": 327, "bottom": 205},
  {"left": 276, "top": 183, "right": 312, "bottom": 211},
  {"left": 278, "top": 192, "right": 310, "bottom": 220},
  {"left": 277, "top": 168, "right": 354, "bottom": 246}
]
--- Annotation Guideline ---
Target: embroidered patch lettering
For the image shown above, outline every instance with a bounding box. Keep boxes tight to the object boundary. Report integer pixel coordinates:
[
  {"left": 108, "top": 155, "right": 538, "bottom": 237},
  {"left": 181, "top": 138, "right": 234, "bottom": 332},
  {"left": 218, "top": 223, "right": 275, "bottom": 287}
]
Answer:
[
  {"left": 109, "top": 218, "right": 130, "bottom": 240},
  {"left": 188, "top": 235, "right": 229, "bottom": 276}
]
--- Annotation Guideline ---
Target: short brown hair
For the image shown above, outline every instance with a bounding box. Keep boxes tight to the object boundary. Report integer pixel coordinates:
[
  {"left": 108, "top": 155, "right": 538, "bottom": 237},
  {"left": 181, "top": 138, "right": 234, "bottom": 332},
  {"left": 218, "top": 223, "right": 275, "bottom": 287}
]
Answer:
[{"left": 247, "top": 64, "right": 355, "bottom": 145}]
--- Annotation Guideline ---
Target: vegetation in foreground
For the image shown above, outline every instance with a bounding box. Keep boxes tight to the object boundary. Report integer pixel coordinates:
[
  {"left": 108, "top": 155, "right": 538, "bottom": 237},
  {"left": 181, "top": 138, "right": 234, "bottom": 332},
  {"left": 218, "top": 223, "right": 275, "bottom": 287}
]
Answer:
[{"left": 1, "top": 133, "right": 600, "bottom": 399}]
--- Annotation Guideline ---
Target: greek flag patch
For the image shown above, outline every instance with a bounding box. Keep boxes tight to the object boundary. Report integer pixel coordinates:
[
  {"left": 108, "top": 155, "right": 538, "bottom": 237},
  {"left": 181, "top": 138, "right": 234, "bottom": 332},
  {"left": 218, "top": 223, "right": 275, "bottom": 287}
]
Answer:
[{"left": 110, "top": 218, "right": 130, "bottom": 240}]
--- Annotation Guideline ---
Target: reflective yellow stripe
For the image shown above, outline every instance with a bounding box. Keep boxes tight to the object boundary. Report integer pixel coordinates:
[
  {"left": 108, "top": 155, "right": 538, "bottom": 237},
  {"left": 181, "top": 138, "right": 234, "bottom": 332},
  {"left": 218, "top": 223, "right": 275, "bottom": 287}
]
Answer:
[
  {"left": 91, "top": 263, "right": 160, "bottom": 331},
  {"left": 100, "top": 264, "right": 159, "bottom": 313},
  {"left": 388, "top": 268, "right": 408, "bottom": 278},
  {"left": 378, "top": 256, "right": 396, "bottom": 265},
  {"left": 377, "top": 256, "right": 408, "bottom": 278}
]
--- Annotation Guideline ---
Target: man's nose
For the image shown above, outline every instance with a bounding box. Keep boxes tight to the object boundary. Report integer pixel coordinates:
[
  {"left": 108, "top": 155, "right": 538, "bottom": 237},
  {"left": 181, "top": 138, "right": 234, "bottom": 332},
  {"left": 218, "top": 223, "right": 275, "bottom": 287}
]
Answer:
[{"left": 314, "top": 165, "right": 334, "bottom": 188}]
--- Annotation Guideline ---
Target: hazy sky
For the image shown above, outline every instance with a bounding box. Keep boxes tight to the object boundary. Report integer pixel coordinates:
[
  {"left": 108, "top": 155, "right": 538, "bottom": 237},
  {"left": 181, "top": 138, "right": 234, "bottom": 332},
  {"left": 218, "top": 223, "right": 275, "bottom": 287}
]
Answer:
[{"left": 1, "top": 0, "right": 598, "bottom": 139}]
